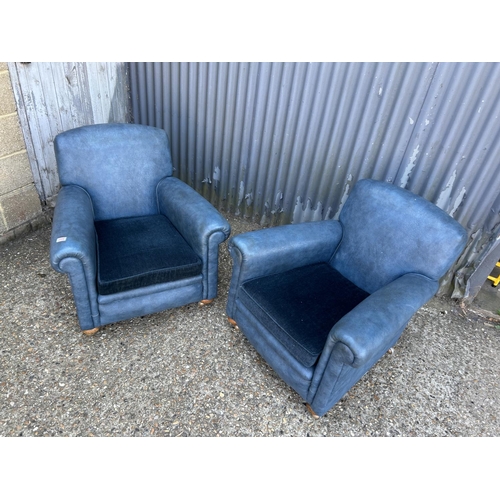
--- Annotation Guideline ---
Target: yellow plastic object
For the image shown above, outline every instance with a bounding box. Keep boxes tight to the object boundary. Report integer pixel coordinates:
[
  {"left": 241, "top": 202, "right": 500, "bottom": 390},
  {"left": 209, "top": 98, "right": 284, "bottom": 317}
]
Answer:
[{"left": 487, "top": 261, "right": 500, "bottom": 286}]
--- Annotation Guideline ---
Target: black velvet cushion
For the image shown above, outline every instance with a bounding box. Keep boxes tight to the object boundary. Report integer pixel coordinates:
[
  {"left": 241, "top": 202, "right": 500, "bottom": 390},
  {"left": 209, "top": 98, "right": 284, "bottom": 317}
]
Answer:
[
  {"left": 95, "top": 214, "right": 202, "bottom": 295},
  {"left": 240, "top": 263, "right": 370, "bottom": 367}
]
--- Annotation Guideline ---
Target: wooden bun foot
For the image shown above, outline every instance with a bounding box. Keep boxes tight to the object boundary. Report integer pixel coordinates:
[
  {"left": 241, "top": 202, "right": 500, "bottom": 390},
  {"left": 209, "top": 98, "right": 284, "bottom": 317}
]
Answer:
[
  {"left": 82, "top": 327, "right": 100, "bottom": 336},
  {"left": 199, "top": 299, "right": 214, "bottom": 306},
  {"left": 305, "top": 403, "right": 320, "bottom": 419},
  {"left": 227, "top": 318, "right": 239, "bottom": 330}
]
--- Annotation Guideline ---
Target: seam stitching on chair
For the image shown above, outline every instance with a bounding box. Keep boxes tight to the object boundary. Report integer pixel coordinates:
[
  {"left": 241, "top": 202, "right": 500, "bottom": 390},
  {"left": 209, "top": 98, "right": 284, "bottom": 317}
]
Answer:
[
  {"left": 97, "top": 261, "right": 202, "bottom": 285},
  {"left": 405, "top": 272, "right": 436, "bottom": 283},
  {"left": 63, "top": 256, "right": 100, "bottom": 327},
  {"left": 201, "top": 228, "right": 226, "bottom": 298},
  {"left": 205, "top": 232, "right": 215, "bottom": 298},
  {"left": 317, "top": 345, "right": 351, "bottom": 401},
  {"left": 155, "top": 176, "right": 170, "bottom": 214},
  {"left": 63, "top": 184, "right": 96, "bottom": 219},
  {"left": 227, "top": 244, "right": 244, "bottom": 317},
  {"left": 327, "top": 358, "right": 349, "bottom": 403},
  {"left": 329, "top": 219, "right": 345, "bottom": 263}
]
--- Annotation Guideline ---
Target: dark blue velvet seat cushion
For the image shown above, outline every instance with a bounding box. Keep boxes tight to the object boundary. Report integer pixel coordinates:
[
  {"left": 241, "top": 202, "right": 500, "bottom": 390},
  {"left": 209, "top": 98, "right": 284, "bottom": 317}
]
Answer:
[
  {"left": 240, "top": 263, "right": 370, "bottom": 367},
  {"left": 95, "top": 214, "right": 202, "bottom": 295}
]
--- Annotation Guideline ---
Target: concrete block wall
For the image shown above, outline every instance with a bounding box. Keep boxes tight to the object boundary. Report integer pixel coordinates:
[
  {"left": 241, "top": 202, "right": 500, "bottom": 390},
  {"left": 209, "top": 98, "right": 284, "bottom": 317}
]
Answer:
[{"left": 0, "top": 62, "right": 46, "bottom": 244}]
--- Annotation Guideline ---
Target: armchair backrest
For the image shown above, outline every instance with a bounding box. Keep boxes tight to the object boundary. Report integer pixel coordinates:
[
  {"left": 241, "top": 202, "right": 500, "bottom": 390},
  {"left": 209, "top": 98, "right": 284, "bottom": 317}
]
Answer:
[
  {"left": 54, "top": 123, "right": 173, "bottom": 221},
  {"left": 330, "top": 179, "right": 468, "bottom": 294}
]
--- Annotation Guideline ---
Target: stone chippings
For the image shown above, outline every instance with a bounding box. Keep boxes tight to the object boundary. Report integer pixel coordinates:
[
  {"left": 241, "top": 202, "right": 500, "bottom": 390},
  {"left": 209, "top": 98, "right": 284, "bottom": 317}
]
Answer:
[{"left": 0, "top": 213, "right": 499, "bottom": 437}]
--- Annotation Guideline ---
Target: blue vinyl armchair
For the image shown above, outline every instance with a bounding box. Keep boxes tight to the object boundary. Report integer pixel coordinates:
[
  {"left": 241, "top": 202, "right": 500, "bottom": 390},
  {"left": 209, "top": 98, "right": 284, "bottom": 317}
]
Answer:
[
  {"left": 226, "top": 179, "right": 467, "bottom": 417},
  {"left": 50, "top": 123, "right": 230, "bottom": 335}
]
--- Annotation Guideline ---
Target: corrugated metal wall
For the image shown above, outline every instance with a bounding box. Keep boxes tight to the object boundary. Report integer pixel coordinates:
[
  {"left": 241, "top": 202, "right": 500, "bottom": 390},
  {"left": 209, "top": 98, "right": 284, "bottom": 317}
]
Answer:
[
  {"left": 128, "top": 62, "right": 500, "bottom": 297},
  {"left": 9, "top": 62, "right": 131, "bottom": 204},
  {"left": 129, "top": 62, "right": 438, "bottom": 224}
]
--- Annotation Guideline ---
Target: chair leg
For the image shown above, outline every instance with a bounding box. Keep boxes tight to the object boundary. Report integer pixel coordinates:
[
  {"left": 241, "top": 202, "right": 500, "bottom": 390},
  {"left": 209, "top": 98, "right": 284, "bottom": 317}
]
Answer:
[
  {"left": 305, "top": 403, "right": 320, "bottom": 419},
  {"left": 199, "top": 299, "right": 214, "bottom": 306},
  {"left": 82, "top": 327, "right": 100, "bottom": 336},
  {"left": 227, "top": 317, "right": 239, "bottom": 330}
]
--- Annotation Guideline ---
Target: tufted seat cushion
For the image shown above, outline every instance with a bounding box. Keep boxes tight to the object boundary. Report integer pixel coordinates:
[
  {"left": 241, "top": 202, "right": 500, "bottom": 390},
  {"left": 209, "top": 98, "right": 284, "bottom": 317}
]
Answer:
[
  {"left": 240, "top": 263, "right": 370, "bottom": 367},
  {"left": 95, "top": 214, "right": 202, "bottom": 295}
]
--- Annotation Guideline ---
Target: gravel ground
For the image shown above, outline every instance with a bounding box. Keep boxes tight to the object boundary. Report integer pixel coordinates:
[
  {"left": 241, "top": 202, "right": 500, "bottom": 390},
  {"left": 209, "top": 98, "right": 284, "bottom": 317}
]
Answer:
[{"left": 1, "top": 213, "right": 499, "bottom": 437}]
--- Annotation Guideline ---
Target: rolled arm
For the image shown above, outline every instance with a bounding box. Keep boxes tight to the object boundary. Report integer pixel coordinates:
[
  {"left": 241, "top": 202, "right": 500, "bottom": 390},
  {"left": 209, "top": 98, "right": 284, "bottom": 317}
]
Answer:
[
  {"left": 50, "top": 185, "right": 97, "bottom": 274},
  {"left": 50, "top": 185, "right": 99, "bottom": 330},
  {"left": 226, "top": 220, "right": 343, "bottom": 317},
  {"left": 157, "top": 177, "right": 231, "bottom": 298},
  {"left": 325, "top": 273, "right": 439, "bottom": 369},
  {"left": 229, "top": 220, "right": 343, "bottom": 283},
  {"left": 157, "top": 177, "right": 230, "bottom": 253}
]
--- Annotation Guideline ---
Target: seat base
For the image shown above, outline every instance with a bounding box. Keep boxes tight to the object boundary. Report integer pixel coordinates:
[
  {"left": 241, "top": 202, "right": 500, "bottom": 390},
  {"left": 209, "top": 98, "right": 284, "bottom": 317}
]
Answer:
[
  {"left": 95, "top": 214, "right": 202, "bottom": 295},
  {"left": 240, "top": 263, "right": 369, "bottom": 367},
  {"left": 97, "top": 275, "right": 204, "bottom": 327}
]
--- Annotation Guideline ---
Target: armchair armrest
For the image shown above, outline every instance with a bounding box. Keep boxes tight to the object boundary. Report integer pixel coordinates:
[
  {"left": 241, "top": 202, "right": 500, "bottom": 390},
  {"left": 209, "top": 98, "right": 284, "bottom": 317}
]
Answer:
[
  {"left": 50, "top": 185, "right": 96, "bottom": 274},
  {"left": 157, "top": 176, "right": 231, "bottom": 298},
  {"left": 229, "top": 220, "right": 343, "bottom": 283},
  {"left": 326, "top": 273, "right": 439, "bottom": 369},
  {"left": 226, "top": 220, "right": 343, "bottom": 317},
  {"left": 50, "top": 185, "right": 99, "bottom": 330},
  {"left": 157, "top": 177, "right": 230, "bottom": 253}
]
